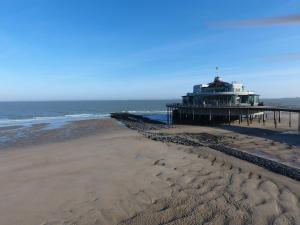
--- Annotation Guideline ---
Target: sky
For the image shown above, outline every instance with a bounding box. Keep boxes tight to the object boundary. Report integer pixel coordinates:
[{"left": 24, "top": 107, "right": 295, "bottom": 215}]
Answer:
[{"left": 0, "top": 0, "right": 300, "bottom": 100}]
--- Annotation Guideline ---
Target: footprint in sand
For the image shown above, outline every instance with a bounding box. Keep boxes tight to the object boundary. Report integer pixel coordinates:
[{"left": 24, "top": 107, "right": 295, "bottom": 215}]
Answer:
[{"left": 153, "top": 159, "right": 166, "bottom": 166}]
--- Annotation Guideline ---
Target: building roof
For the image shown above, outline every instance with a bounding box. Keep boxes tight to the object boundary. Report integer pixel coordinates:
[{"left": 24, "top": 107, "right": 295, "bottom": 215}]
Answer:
[{"left": 207, "top": 76, "right": 231, "bottom": 88}]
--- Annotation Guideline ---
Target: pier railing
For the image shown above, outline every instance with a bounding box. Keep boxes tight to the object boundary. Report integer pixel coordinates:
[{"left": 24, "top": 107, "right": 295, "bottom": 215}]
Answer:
[{"left": 166, "top": 103, "right": 300, "bottom": 112}]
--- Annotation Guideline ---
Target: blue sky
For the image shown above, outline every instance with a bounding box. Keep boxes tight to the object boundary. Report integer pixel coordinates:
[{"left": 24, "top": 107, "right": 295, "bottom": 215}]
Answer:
[{"left": 0, "top": 0, "right": 300, "bottom": 100}]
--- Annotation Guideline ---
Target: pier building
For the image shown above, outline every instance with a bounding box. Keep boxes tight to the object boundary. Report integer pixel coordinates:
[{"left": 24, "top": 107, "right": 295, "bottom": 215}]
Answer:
[
  {"left": 182, "top": 76, "right": 260, "bottom": 107},
  {"left": 166, "top": 75, "right": 300, "bottom": 133}
]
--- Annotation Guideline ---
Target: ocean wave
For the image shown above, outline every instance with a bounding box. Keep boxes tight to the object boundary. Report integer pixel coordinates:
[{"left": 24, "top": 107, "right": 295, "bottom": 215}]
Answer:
[
  {"left": 0, "top": 111, "right": 167, "bottom": 129},
  {"left": 123, "top": 110, "right": 167, "bottom": 114},
  {"left": 0, "top": 113, "right": 110, "bottom": 128}
]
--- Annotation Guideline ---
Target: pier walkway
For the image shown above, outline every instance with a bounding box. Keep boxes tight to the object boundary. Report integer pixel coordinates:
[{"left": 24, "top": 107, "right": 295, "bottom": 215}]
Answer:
[{"left": 166, "top": 103, "right": 300, "bottom": 133}]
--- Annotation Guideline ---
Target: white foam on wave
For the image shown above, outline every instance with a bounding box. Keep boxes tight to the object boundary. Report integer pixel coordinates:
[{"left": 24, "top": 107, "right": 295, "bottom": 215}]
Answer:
[
  {"left": 0, "top": 110, "right": 167, "bottom": 131},
  {"left": 0, "top": 113, "right": 110, "bottom": 128},
  {"left": 123, "top": 110, "right": 167, "bottom": 114}
]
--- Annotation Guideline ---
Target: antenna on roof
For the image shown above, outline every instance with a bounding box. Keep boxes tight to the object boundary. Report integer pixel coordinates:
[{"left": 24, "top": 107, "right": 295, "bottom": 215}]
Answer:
[{"left": 215, "top": 66, "right": 219, "bottom": 77}]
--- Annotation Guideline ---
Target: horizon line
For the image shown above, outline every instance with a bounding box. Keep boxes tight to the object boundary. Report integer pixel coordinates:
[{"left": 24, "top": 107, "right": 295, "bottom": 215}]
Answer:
[{"left": 0, "top": 97, "right": 299, "bottom": 102}]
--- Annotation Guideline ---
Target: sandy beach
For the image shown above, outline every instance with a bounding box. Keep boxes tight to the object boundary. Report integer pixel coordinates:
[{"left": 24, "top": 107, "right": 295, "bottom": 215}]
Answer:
[
  {"left": 155, "top": 112, "right": 300, "bottom": 170},
  {"left": 0, "top": 118, "right": 299, "bottom": 225}
]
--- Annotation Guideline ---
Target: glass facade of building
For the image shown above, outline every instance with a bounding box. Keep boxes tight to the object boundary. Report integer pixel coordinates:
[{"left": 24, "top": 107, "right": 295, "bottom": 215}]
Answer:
[{"left": 182, "top": 77, "right": 260, "bottom": 107}]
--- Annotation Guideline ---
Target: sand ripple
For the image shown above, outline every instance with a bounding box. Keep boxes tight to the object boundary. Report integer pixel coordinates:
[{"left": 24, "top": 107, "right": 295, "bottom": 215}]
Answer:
[{"left": 120, "top": 149, "right": 300, "bottom": 225}]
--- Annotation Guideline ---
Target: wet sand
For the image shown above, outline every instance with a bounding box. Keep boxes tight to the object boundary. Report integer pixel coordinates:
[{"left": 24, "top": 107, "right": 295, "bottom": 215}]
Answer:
[
  {"left": 0, "top": 119, "right": 114, "bottom": 150},
  {"left": 0, "top": 119, "right": 299, "bottom": 225}
]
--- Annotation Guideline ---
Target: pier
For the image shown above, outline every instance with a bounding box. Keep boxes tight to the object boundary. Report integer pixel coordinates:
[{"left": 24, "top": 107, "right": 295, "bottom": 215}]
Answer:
[
  {"left": 167, "top": 76, "right": 300, "bottom": 133},
  {"left": 166, "top": 104, "right": 300, "bottom": 133}
]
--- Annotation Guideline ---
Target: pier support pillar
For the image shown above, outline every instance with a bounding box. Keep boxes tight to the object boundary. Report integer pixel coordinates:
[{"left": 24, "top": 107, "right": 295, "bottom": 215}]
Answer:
[
  {"left": 263, "top": 112, "right": 265, "bottom": 126},
  {"left": 228, "top": 109, "right": 231, "bottom": 125},
  {"left": 247, "top": 109, "right": 250, "bottom": 126},
  {"left": 192, "top": 109, "right": 195, "bottom": 120},
  {"left": 274, "top": 111, "right": 277, "bottom": 129},
  {"left": 289, "top": 112, "right": 292, "bottom": 128},
  {"left": 169, "top": 108, "right": 171, "bottom": 125},
  {"left": 167, "top": 107, "right": 169, "bottom": 125},
  {"left": 298, "top": 112, "right": 300, "bottom": 134},
  {"left": 169, "top": 107, "right": 171, "bottom": 125},
  {"left": 179, "top": 109, "right": 181, "bottom": 121},
  {"left": 168, "top": 108, "right": 171, "bottom": 125},
  {"left": 278, "top": 111, "right": 281, "bottom": 123}
]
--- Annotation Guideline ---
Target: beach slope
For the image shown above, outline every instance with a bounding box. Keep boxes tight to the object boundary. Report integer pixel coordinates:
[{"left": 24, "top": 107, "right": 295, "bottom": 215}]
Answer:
[{"left": 0, "top": 119, "right": 299, "bottom": 225}]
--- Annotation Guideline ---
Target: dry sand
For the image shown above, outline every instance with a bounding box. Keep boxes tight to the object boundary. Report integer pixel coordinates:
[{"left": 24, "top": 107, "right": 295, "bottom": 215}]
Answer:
[
  {"left": 0, "top": 119, "right": 299, "bottom": 225},
  {"left": 157, "top": 111, "right": 300, "bottom": 170}
]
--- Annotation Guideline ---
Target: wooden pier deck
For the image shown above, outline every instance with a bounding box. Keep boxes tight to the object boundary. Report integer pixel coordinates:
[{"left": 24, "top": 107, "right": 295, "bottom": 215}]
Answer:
[{"left": 166, "top": 103, "right": 300, "bottom": 133}]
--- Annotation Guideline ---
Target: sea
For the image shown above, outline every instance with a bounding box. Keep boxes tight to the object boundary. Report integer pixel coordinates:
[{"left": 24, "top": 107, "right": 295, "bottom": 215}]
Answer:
[
  {"left": 0, "top": 100, "right": 177, "bottom": 129},
  {"left": 0, "top": 98, "right": 299, "bottom": 129}
]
